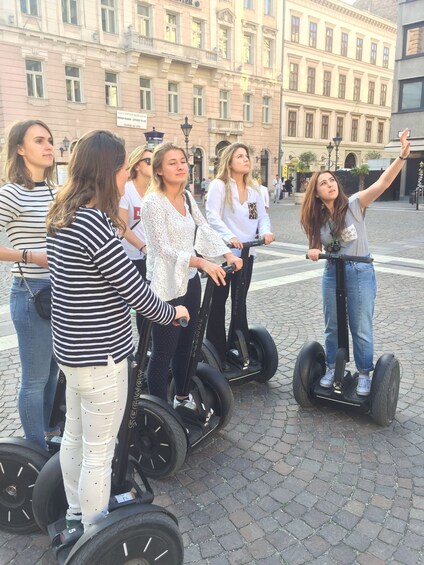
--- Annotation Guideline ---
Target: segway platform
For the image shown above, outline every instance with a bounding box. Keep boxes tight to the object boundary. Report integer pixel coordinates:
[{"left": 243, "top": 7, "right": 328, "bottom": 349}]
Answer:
[{"left": 313, "top": 371, "right": 370, "bottom": 413}]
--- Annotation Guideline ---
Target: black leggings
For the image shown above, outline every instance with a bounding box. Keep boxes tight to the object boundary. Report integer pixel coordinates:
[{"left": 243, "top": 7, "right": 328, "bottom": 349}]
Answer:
[
  {"left": 132, "top": 259, "right": 147, "bottom": 333},
  {"left": 206, "top": 256, "right": 254, "bottom": 363},
  {"left": 147, "top": 275, "right": 201, "bottom": 401}
]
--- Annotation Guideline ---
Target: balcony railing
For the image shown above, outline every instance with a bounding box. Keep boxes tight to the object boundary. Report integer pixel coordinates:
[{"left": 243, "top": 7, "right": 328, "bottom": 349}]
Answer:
[{"left": 208, "top": 119, "right": 244, "bottom": 135}]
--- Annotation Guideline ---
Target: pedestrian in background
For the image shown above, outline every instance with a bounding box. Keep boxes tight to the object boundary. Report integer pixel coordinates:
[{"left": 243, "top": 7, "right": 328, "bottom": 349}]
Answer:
[
  {"left": 46, "top": 130, "right": 188, "bottom": 534},
  {"left": 257, "top": 175, "right": 270, "bottom": 210},
  {"left": 0, "top": 119, "right": 59, "bottom": 450},
  {"left": 285, "top": 176, "right": 293, "bottom": 197},
  {"left": 300, "top": 128, "right": 411, "bottom": 396},
  {"left": 272, "top": 174, "right": 283, "bottom": 203},
  {"left": 206, "top": 142, "right": 274, "bottom": 367}
]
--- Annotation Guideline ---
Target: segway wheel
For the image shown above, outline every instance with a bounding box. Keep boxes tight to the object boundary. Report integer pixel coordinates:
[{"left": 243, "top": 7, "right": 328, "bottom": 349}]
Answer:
[
  {"left": 134, "top": 400, "right": 188, "bottom": 479},
  {"left": 0, "top": 442, "right": 50, "bottom": 533},
  {"left": 248, "top": 324, "right": 279, "bottom": 383},
  {"left": 370, "top": 354, "right": 400, "bottom": 427},
  {"left": 66, "top": 511, "right": 183, "bottom": 565},
  {"left": 32, "top": 452, "right": 67, "bottom": 533},
  {"left": 199, "top": 339, "right": 222, "bottom": 371},
  {"left": 193, "top": 363, "right": 234, "bottom": 429},
  {"left": 293, "top": 341, "right": 326, "bottom": 408}
]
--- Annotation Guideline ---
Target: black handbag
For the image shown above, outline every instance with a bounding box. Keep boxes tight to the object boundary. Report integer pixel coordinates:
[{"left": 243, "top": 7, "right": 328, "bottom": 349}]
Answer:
[{"left": 18, "top": 264, "right": 52, "bottom": 320}]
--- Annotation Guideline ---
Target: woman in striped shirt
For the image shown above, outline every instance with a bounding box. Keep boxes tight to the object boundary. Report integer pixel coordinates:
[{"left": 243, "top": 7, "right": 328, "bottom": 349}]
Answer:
[
  {"left": 0, "top": 119, "right": 59, "bottom": 450},
  {"left": 46, "top": 130, "right": 188, "bottom": 533}
]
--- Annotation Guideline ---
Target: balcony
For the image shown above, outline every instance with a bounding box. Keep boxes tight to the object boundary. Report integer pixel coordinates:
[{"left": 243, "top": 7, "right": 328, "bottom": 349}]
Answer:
[{"left": 208, "top": 119, "right": 244, "bottom": 135}]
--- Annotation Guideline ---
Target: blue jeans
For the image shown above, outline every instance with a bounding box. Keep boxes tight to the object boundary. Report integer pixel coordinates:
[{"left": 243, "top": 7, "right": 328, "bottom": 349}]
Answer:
[
  {"left": 10, "top": 277, "right": 59, "bottom": 449},
  {"left": 322, "top": 260, "right": 377, "bottom": 373}
]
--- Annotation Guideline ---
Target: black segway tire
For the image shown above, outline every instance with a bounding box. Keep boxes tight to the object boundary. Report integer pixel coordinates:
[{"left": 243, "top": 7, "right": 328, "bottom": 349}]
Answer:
[
  {"left": 32, "top": 452, "right": 67, "bottom": 534},
  {"left": 193, "top": 363, "right": 234, "bottom": 430},
  {"left": 370, "top": 354, "right": 400, "bottom": 427},
  {"left": 66, "top": 509, "right": 183, "bottom": 565},
  {"left": 0, "top": 441, "right": 50, "bottom": 533},
  {"left": 293, "top": 341, "right": 326, "bottom": 408},
  {"left": 248, "top": 324, "right": 279, "bottom": 383},
  {"left": 135, "top": 399, "right": 188, "bottom": 479},
  {"left": 199, "top": 339, "right": 222, "bottom": 371}
]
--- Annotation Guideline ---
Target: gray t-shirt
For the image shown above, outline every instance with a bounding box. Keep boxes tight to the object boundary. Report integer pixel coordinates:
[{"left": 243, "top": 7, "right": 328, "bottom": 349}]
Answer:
[{"left": 320, "top": 193, "right": 370, "bottom": 257}]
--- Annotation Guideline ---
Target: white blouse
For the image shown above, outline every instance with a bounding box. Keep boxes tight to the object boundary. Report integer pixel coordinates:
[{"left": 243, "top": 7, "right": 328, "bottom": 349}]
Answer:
[{"left": 141, "top": 190, "right": 230, "bottom": 301}]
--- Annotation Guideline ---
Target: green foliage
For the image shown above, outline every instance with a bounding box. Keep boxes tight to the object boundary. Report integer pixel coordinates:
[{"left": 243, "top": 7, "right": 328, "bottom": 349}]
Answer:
[
  {"left": 350, "top": 164, "right": 369, "bottom": 190},
  {"left": 298, "top": 151, "right": 316, "bottom": 171}
]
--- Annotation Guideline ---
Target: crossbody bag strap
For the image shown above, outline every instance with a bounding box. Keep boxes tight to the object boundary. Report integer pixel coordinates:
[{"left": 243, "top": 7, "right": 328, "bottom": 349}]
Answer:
[
  {"left": 184, "top": 190, "right": 198, "bottom": 246},
  {"left": 17, "top": 263, "right": 35, "bottom": 298}
]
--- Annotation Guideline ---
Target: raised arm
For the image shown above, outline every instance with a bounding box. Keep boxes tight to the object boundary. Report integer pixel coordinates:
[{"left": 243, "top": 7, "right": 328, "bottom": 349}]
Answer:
[{"left": 358, "top": 128, "right": 411, "bottom": 209}]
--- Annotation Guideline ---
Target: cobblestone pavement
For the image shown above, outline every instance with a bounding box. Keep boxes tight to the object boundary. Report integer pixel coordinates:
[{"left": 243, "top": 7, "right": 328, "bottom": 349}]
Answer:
[{"left": 0, "top": 198, "right": 424, "bottom": 564}]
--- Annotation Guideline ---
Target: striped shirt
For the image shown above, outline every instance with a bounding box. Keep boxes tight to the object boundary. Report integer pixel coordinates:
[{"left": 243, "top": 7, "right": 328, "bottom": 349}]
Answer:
[
  {"left": 0, "top": 181, "right": 56, "bottom": 278},
  {"left": 46, "top": 207, "right": 175, "bottom": 367}
]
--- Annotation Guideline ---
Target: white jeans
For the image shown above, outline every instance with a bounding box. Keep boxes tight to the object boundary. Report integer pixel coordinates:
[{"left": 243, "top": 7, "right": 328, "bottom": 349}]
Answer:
[{"left": 59, "top": 357, "right": 128, "bottom": 529}]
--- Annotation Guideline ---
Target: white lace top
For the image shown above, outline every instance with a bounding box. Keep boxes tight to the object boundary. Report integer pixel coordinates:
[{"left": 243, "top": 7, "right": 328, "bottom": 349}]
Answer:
[{"left": 141, "top": 190, "right": 230, "bottom": 301}]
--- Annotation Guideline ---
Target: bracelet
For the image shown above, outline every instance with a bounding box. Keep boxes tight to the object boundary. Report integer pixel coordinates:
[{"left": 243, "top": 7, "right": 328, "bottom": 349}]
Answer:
[
  {"left": 140, "top": 245, "right": 147, "bottom": 254},
  {"left": 398, "top": 155, "right": 407, "bottom": 161},
  {"left": 21, "top": 249, "right": 28, "bottom": 264}
]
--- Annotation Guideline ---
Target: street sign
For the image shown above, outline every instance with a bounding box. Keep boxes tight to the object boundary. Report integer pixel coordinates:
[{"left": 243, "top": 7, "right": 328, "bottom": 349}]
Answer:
[{"left": 116, "top": 111, "right": 148, "bottom": 129}]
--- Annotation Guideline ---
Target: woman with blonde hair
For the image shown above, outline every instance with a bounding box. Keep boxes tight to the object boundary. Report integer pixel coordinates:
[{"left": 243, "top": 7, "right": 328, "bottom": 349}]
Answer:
[
  {"left": 205, "top": 142, "right": 274, "bottom": 367},
  {"left": 141, "top": 141, "right": 242, "bottom": 407}
]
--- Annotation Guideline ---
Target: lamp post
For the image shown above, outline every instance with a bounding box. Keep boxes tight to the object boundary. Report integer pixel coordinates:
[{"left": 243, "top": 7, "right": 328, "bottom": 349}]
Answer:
[
  {"left": 333, "top": 132, "right": 342, "bottom": 171},
  {"left": 59, "top": 136, "right": 70, "bottom": 157},
  {"left": 416, "top": 161, "right": 424, "bottom": 211},
  {"left": 326, "top": 141, "right": 334, "bottom": 170},
  {"left": 180, "top": 116, "right": 193, "bottom": 187},
  {"left": 144, "top": 127, "right": 164, "bottom": 150}
]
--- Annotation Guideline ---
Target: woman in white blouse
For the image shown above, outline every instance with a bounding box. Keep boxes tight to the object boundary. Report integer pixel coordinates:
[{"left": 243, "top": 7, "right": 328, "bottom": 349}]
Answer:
[
  {"left": 141, "top": 142, "right": 242, "bottom": 409},
  {"left": 205, "top": 143, "right": 275, "bottom": 367}
]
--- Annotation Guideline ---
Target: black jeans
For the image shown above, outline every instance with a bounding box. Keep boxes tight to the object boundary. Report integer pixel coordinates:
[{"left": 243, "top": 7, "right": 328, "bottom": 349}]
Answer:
[
  {"left": 206, "top": 256, "right": 254, "bottom": 364},
  {"left": 147, "top": 274, "right": 201, "bottom": 401},
  {"left": 132, "top": 259, "right": 147, "bottom": 333}
]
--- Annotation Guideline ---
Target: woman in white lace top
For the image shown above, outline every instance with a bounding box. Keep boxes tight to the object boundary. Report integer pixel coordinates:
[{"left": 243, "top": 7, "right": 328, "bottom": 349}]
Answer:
[{"left": 141, "top": 142, "right": 242, "bottom": 409}]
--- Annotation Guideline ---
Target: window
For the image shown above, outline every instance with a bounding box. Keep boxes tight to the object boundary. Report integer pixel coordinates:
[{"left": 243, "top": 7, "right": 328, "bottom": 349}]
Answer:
[
  {"left": 368, "top": 81, "right": 375, "bottom": 104},
  {"left": 137, "top": 3, "right": 151, "bottom": 37},
  {"left": 404, "top": 24, "right": 424, "bottom": 57},
  {"left": 338, "top": 75, "right": 346, "bottom": 99},
  {"left": 307, "top": 67, "right": 315, "bottom": 94},
  {"left": 365, "top": 120, "right": 372, "bottom": 143},
  {"left": 341, "top": 32, "right": 348, "bottom": 56},
  {"left": 219, "top": 27, "right": 230, "bottom": 59},
  {"left": 264, "top": 0, "right": 272, "bottom": 16},
  {"left": 168, "top": 82, "right": 179, "bottom": 113},
  {"left": 351, "top": 118, "right": 358, "bottom": 142},
  {"left": 243, "top": 94, "right": 252, "bottom": 121},
  {"left": 325, "top": 27, "right": 333, "bottom": 52},
  {"left": 243, "top": 34, "right": 253, "bottom": 64},
  {"left": 192, "top": 19, "right": 203, "bottom": 49},
  {"left": 289, "top": 63, "right": 298, "bottom": 91},
  {"left": 309, "top": 22, "right": 317, "bottom": 48},
  {"left": 323, "top": 71, "right": 331, "bottom": 97},
  {"left": 399, "top": 79, "right": 424, "bottom": 111},
  {"left": 377, "top": 122, "right": 384, "bottom": 144},
  {"left": 291, "top": 16, "right": 300, "bottom": 43},
  {"left": 26, "top": 60, "right": 44, "bottom": 98},
  {"left": 263, "top": 38, "right": 273, "bottom": 68},
  {"left": 370, "top": 42, "right": 377, "bottom": 65},
  {"left": 336, "top": 117, "right": 344, "bottom": 139},
  {"left": 65, "top": 66, "right": 82, "bottom": 102},
  {"left": 383, "top": 47, "right": 389, "bottom": 68},
  {"left": 321, "top": 115, "right": 329, "bottom": 139},
  {"left": 288, "top": 111, "right": 297, "bottom": 137},
  {"left": 353, "top": 78, "right": 361, "bottom": 102},
  {"left": 101, "top": 0, "right": 115, "bottom": 33},
  {"left": 244, "top": 0, "right": 253, "bottom": 7},
  {"left": 262, "top": 96, "right": 271, "bottom": 123},
  {"left": 193, "top": 86, "right": 203, "bottom": 116},
  {"left": 165, "top": 12, "right": 178, "bottom": 43},
  {"left": 105, "top": 72, "right": 118, "bottom": 106},
  {"left": 219, "top": 89, "right": 229, "bottom": 119},
  {"left": 356, "top": 37, "right": 363, "bottom": 61},
  {"left": 139, "top": 78, "right": 152, "bottom": 110},
  {"left": 20, "top": 0, "right": 39, "bottom": 16},
  {"left": 380, "top": 83, "right": 387, "bottom": 106},
  {"left": 305, "top": 113, "right": 314, "bottom": 138},
  {"left": 62, "top": 0, "right": 78, "bottom": 24}
]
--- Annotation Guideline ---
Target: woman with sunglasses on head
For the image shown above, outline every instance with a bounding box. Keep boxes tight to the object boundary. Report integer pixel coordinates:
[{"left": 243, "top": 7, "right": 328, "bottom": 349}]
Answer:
[
  {"left": 0, "top": 119, "right": 59, "bottom": 450},
  {"left": 119, "top": 144, "right": 152, "bottom": 331},
  {"left": 300, "top": 128, "right": 411, "bottom": 397},
  {"left": 141, "top": 142, "right": 242, "bottom": 409}
]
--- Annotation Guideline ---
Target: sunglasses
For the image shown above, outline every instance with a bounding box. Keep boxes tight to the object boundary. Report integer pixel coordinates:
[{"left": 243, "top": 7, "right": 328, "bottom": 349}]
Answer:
[{"left": 139, "top": 157, "right": 152, "bottom": 165}]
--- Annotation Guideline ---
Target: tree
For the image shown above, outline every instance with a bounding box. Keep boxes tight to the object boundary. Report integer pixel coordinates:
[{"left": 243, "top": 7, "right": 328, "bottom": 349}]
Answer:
[
  {"left": 350, "top": 164, "right": 370, "bottom": 190},
  {"left": 297, "top": 151, "right": 316, "bottom": 171}
]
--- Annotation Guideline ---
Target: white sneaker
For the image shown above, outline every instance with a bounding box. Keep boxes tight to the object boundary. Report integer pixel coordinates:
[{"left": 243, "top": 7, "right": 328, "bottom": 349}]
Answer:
[
  {"left": 356, "top": 374, "right": 372, "bottom": 396},
  {"left": 173, "top": 393, "right": 197, "bottom": 411},
  {"left": 320, "top": 368, "right": 335, "bottom": 388}
]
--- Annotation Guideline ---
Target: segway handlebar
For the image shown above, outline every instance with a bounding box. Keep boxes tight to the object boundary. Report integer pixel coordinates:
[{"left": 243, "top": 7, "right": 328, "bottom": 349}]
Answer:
[
  {"left": 177, "top": 317, "right": 189, "bottom": 327},
  {"left": 228, "top": 237, "right": 265, "bottom": 249},
  {"left": 200, "top": 263, "right": 236, "bottom": 279},
  {"left": 305, "top": 253, "right": 373, "bottom": 264}
]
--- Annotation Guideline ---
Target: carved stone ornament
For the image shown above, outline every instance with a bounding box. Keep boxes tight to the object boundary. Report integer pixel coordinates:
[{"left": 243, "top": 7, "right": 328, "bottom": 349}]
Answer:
[{"left": 217, "top": 9, "right": 234, "bottom": 24}]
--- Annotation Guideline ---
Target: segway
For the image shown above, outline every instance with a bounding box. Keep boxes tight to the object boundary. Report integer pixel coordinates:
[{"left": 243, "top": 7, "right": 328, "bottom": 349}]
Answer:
[
  {"left": 132, "top": 266, "right": 235, "bottom": 479},
  {"left": 0, "top": 370, "right": 66, "bottom": 534},
  {"left": 201, "top": 239, "right": 278, "bottom": 384},
  {"left": 30, "top": 320, "right": 185, "bottom": 564},
  {"left": 293, "top": 253, "right": 400, "bottom": 427}
]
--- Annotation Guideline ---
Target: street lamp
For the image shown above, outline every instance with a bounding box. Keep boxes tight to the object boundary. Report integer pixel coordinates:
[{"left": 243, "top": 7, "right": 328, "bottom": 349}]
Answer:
[
  {"left": 180, "top": 116, "right": 193, "bottom": 187},
  {"left": 333, "top": 132, "right": 342, "bottom": 171},
  {"left": 59, "top": 136, "right": 70, "bottom": 157},
  {"left": 144, "top": 127, "right": 164, "bottom": 150},
  {"left": 326, "top": 141, "right": 334, "bottom": 170}
]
